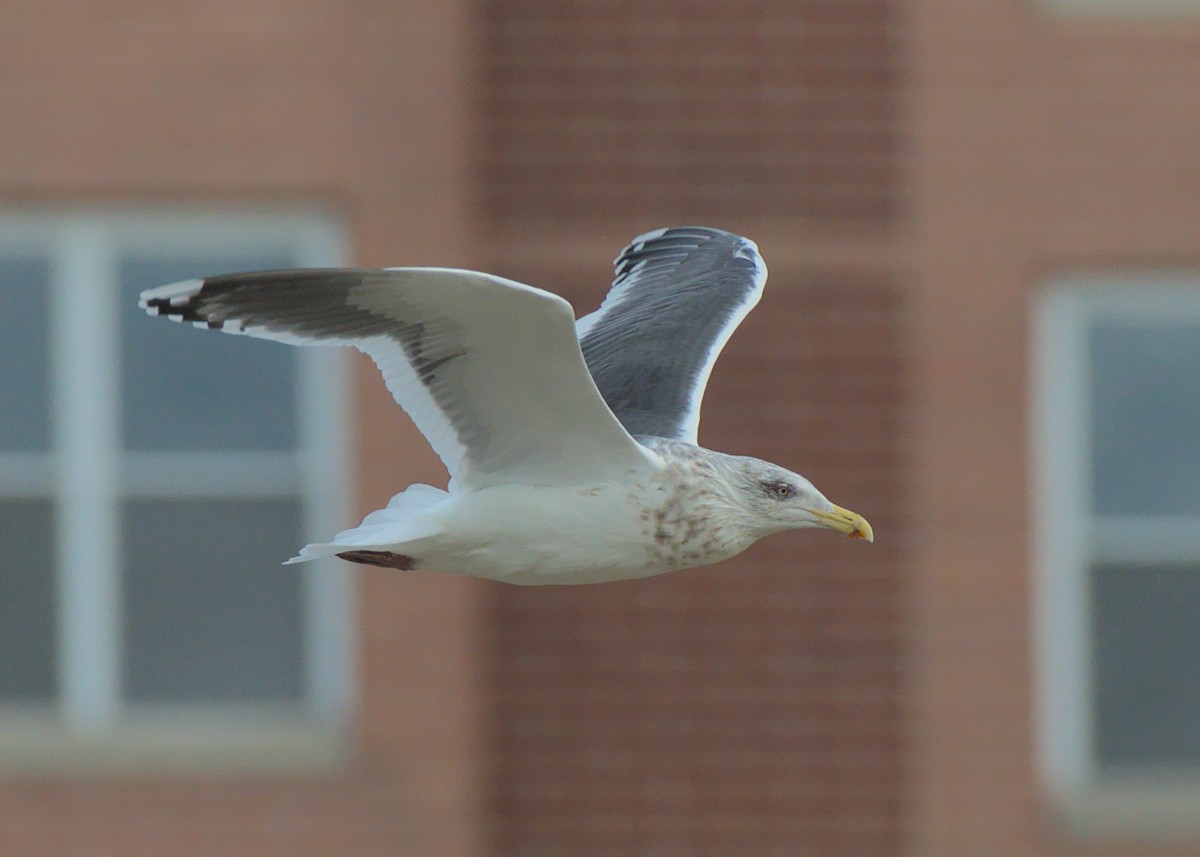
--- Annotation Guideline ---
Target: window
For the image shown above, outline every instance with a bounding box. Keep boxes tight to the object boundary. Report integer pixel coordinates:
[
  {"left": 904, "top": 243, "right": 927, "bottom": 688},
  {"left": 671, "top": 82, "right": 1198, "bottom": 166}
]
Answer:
[
  {"left": 0, "top": 211, "right": 351, "bottom": 772},
  {"left": 1034, "top": 277, "right": 1200, "bottom": 832}
]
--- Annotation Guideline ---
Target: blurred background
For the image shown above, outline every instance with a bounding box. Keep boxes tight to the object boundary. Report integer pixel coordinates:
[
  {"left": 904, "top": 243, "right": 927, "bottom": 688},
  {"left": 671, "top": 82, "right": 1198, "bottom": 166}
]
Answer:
[{"left": 1, "top": 1, "right": 1199, "bottom": 855}]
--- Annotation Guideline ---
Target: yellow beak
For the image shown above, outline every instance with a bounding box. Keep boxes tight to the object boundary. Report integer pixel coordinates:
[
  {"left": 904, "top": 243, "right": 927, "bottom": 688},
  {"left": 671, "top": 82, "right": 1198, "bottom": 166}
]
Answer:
[{"left": 811, "top": 504, "right": 874, "bottom": 543}]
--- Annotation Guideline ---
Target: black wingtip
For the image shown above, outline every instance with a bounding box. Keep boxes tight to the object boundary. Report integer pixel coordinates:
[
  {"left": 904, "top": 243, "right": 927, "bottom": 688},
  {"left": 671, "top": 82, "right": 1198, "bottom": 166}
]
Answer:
[{"left": 138, "top": 278, "right": 216, "bottom": 324}]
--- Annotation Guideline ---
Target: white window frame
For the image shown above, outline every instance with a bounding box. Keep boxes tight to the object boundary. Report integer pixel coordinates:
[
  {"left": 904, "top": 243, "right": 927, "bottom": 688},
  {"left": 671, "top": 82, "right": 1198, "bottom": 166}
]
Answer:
[
  {"left": 1033, "top": 276, "right": 1200, "bottom": 835},
  {"left": 0, "top": 209, "right": 354, "bottom": 773},
  {"left": 1043, "top": 0, "right": 1200, "bottom": 15}
]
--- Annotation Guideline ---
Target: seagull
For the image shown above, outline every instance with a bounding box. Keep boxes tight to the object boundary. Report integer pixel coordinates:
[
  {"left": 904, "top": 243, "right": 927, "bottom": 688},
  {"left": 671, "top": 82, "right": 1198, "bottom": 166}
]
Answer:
[{"left": 139, "top": 226, "right": 872, "bottom": 585}]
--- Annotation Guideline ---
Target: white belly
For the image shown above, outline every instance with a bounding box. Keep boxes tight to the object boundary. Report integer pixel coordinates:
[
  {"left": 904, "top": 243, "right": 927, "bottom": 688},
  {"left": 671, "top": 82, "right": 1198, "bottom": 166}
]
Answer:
[{"left": 414, "top": 481, "right": 686, "bottom": 585}]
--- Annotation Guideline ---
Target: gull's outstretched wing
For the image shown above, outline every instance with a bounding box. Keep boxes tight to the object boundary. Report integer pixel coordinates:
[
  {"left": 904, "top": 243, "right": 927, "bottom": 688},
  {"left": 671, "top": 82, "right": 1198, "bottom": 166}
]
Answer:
[
  {"left": 576, "top": 226, "right": 768, "bottom": 443},
  {"left": 140, "top": 268, "right": 660, "bottom": 492}
]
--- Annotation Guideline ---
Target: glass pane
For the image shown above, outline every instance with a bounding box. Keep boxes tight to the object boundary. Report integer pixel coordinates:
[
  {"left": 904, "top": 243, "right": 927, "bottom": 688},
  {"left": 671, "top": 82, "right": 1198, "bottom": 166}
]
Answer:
[
  {"left": 0, "top": 256, "right": 51, "bottom": 450},
  {"left": 0, "top": 500, "right": 58, "bottom": 703},
  {"left": 1090, "top": 322, "right": 1200, "bottom": 515},
  {"left": 121, "top": 498, "right": 306, "bottom": 703},
  {"left": 120, "top": 254, "right": 298, "bottom": 451},
  {"left": 1092, "top": 562, "right": 1200, "bottom": 768}
]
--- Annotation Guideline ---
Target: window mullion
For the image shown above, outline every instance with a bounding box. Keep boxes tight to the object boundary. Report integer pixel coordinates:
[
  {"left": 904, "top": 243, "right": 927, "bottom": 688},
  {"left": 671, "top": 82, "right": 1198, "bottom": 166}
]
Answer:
[
  {"left": 52, "top": 218, "right": 122, "bottom": 732},
  {"left": 1091, "top": 516, "right": 1200, "bottom": 563},
  {"left": 0, "top": 453, "right": 53, "bottom": 496},
  {"left": 1033, "top": 290, "right": 1094, "bottom": 798},
  {"left": 297, "top": 348, "right": 353, "bottom": 721},
  {"left": 121, "top": 451, "right": 300, "bottom": 497},
  {"left": 295, "top": 223, "right": 354, "bottom": 722}
]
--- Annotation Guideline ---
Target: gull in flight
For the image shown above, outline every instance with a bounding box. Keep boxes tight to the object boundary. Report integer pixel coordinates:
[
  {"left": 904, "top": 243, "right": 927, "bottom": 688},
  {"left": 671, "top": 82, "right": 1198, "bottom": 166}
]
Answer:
[{"left": 140, "top": 226, "right": 872, "bottom": 585}]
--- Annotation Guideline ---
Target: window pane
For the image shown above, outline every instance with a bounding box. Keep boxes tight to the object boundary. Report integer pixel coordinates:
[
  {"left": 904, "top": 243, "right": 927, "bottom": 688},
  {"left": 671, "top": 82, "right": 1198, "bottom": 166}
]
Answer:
[
  {"left": 0, "top": 256, "right": 51, "bottom": 451},
  {"left": 1090, "top": 323, "right": 1200, "bottom": 515},
  {"left": 120, "top": 254, "right": 298, "bottom": 451},
  {"left": 0, "top": 500, "right": 57, "bottom": 703},
  {"left": 1092, "top": 562, "right": 1200, "bottom": 768},
  {"left": 121, "top": 498, "right": 305, "bottom": 703}
]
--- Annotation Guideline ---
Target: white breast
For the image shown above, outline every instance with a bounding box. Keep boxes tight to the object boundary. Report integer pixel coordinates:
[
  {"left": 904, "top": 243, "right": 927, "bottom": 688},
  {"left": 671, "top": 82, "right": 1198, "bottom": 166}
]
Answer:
[{"left": 416, "top": 480, "right": 666, "bottom": 584}]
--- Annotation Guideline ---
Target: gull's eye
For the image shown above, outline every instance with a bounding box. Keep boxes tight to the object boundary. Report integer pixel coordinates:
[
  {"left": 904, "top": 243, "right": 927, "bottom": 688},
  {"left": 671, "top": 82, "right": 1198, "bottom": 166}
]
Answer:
[{"left": 763, "top": 481, "right": 795, "bottom": 500}]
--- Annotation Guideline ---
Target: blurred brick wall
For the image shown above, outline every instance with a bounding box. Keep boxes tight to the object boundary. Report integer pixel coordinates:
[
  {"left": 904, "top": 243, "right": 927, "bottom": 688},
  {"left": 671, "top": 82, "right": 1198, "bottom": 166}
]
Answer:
[
  {"left": 475, "top": 2, "right": 906, "bottom": 854},
  {"left": 483, "top": 264, "right": 907, "bottom": 856},
  {"left": 478, "top": 0, "right": 900, "bottom": 225},
  {"left": 906, "top": 4, "right": 1200, "bottom": 857}
]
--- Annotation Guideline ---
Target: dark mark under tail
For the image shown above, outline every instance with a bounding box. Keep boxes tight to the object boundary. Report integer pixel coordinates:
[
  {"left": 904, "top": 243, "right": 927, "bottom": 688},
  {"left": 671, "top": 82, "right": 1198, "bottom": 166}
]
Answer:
[{"left": 336, "top": 550, "right": 417, "bottom": 570}]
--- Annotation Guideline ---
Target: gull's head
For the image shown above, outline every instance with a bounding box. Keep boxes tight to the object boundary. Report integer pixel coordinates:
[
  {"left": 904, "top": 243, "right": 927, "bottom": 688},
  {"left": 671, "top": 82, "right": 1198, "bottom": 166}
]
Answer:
[{"left": 721, "top": 456, "right": 874, "bottom": 543}]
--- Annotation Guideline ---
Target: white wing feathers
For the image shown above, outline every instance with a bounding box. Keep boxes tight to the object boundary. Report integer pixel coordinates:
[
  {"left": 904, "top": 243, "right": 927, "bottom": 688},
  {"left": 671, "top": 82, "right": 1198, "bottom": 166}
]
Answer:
[{"left": 140, "top": 267, "right": 659, "bottom": 492}]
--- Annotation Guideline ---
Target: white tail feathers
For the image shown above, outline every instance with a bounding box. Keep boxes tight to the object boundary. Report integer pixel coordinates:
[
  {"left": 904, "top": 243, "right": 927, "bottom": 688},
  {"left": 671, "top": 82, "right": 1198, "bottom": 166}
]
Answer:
[{"left": 284, "top": 484, "right": 449, "bottom": 564}]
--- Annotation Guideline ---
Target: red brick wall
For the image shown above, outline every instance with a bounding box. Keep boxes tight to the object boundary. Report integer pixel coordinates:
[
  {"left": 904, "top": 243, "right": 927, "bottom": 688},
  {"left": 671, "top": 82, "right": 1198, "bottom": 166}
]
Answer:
[
  {"left": 484, "top": 267, "right": 908, "bottom": 856},
  {"left": 907, "top": 2, "right": 1200, "bottom": 856},
  {"left": 477, "top": 1, "right": 907, "bottom": 853},
  {"left": 478, "top": 0, "right": 900, "bottom": 225}
]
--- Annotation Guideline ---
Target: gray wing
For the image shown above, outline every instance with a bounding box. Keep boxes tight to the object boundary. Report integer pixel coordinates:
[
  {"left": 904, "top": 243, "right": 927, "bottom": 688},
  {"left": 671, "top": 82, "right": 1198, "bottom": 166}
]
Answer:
[
  {"left": 140, "top": 268, "right": 660, "bottom": 492},
  {"left": 576, "top": 227, "right": 767, "bottom": 443}
]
